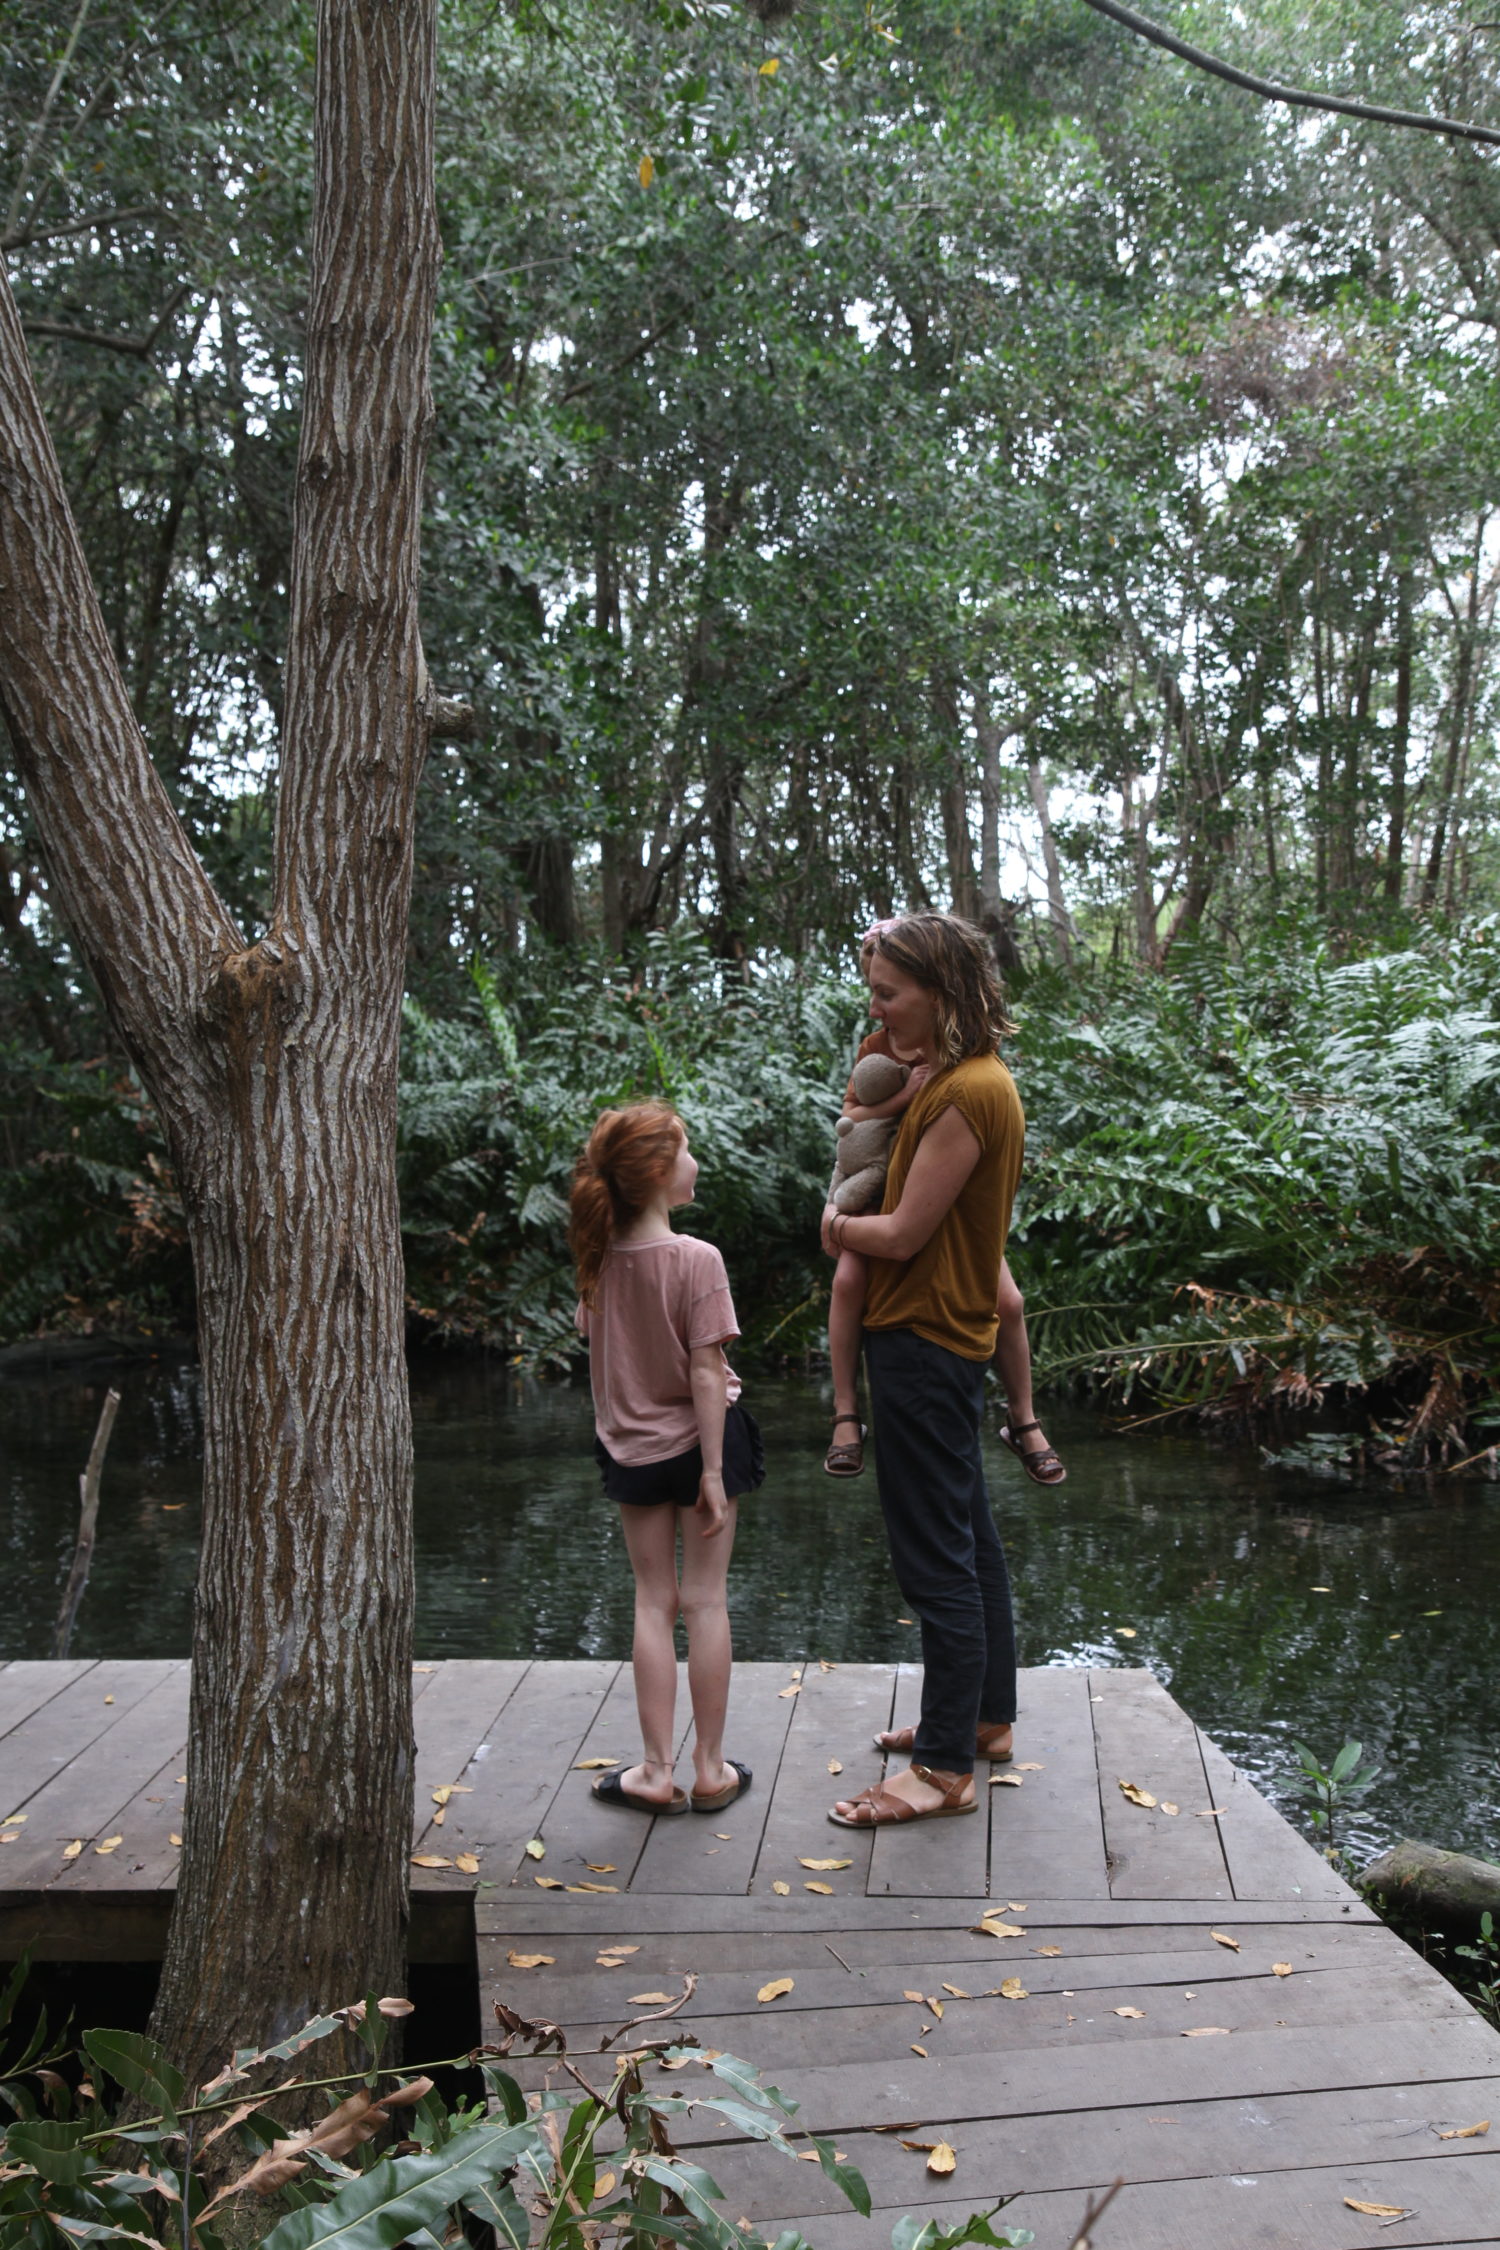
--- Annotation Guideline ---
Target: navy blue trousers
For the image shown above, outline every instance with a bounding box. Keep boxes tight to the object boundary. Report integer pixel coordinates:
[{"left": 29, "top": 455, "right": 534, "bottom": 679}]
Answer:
[{"left": 864, "top": 1325, "right": 1017, "bottom": 1775}]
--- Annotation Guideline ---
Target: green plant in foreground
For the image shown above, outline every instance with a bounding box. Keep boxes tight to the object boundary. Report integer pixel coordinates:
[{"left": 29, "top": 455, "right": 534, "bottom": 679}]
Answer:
[
  {"left": 0, "top": 1964, "right": 1033, "bottom": 2250},
  {"left": 1289, "top": 1737, "right": 1382, "bottom": 1864},
  {"left": 1454, "top": 1910, "right": 1500, "bottom": 2032}
]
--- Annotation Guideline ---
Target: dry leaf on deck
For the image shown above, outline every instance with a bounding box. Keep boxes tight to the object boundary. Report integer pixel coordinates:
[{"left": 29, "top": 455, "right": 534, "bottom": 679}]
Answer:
[
  {"left": 941, "top": 1984, "right": 970, "bottom": 1998},
  {"left": 778, "top": 1683, "right": 801, "bottom": 1699},
  {"left": 1437, "top": 2120, "right": 1490, "bottom": 2139},
  {"left": 1209, "top": 1930, "right": 1240, "bottom": 1951},
  {"left": 1160, "top": 1802, "right": 1180, "bottom": 1816},
  {"left": 1344, "top": 2201, "right": 1407, "bottom": 2218},
  {"left": 799, "top": 1857, "right": 852, "bottom": 1871},
  {"left": 772, "top": 1880, "right": 791, "bottom": 1895},
  {"left": 757, "top": 1978, "right": 794, "bottom": 2003},
  {"left": 827, "top": 1760, "right": 843, "bottom": 1775},
  {"left": 926, "top": 2143, "right": 956, "bottom": 2175},
  {"left": 597, "top": 1947, "right": 638, "bottom": 1965},
  {"left": 411, "top": 1854, "right": 451, "bottom": 1869},
  {"left": 524, "top": 1838, "right": 546, "bottom": 1860},
  {"left": 1015, "top": 1762, "right": 1044, "bottom": 1771},
  {"left": 507, "top": 1952, "right": 554, "bottom": 1969},
  {"left": 1118, "top": 1780, "right": 1156, "bottom": 1808},
  {"left": 61, "top": 1841, "right": 83, "bottom": 1860},
  {"left": 1195, "top": 1806, "right": 1228, "bottom": 1818},
  {"left": 999, "top": 1978, "right": 1028, "bottom": 2000},
  {"left": 1035, "top": 1946, "right": 1062, "bottom": 1958},
  {"left": 570, "top": 1881, "right": 619, "bottom": 1892},
  {"left": 1271, "top": 1962, "right": 1293, "bottom": 1978},
  {"left": 628, "top": 1993, "right": 675, "bottom": 2004},
  {"left": 432, "top": 1784, "right": 473, "bottom": 1805},
  {"left": 535, "top": 1875, "right": 563, "bottom": 1889},
  {"left": 990, "top": 1774, "right": 1022, "bottom": 1787},
  {"left": 169, "top": 1833, "right": 183, "bottom": 1848},
  {"left": 973, "top": 1920, "right": 1025, "bottom": 1940},
  {"left": 900, "top": 2139, "right": 938, "bottom": 2151},
  {"left": 575, "top": 1758, "right": 621, "bottom": 1770},
  {"left": 1182, "top": 2026, "right": 1231, "bottom": 2037},
  {"left": 1007, "top": 1903, "right": 1028, "bottom": 1912},
  {"left": 925, "top": 1998, "right": 945, "bottom": 2019},
  {"left": 804, "top": 1882, "right": 834, "bottom": 1895},
  {"left": 455, "top": 1854, "right": 480, "bottom": 1874},
  {"left": 1112, "top": 2006, "right": 1144, "bottom": 2019},
  {"left": 94, "top": 1836, "right": 123, "bottom": 1855},
  {"left": 909, "top": 2044, "right": 928, "bottom": 2057},
  {"left": 587, "top": 1863, "right": 617, "bottom": 1873}
]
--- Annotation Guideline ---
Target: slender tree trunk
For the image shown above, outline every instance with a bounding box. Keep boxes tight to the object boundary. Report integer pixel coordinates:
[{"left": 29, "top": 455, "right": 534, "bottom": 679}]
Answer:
[
  {"left": 1025, "top": 753, "right": 1074, "bottom": 966},
  {"left": 1385, "top": 566, "right": 1412, "bottom": 903},
  {"left": 0, "top": 0, "right": 441, "bottom": 2096}
]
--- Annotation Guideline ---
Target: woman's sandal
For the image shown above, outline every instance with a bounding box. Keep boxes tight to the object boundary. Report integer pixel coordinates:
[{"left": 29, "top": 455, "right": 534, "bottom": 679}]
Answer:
[
  {"left": 591, "top": 1770, "right": 689, "bottom": 1815},
  {"left": 828, "top": 1763, "right": 977, "bottom": 1828},
  {"left": 823, "top": 1413, "right": 866, "bottom": 1478},
  {"left": 691, "top": 1758, "right": 753, "bottom": 1813},
  {"left": 872, "top": 1722, "right": 1013, "bottom": 1764},
  {"left": 998, "top": 1419, "right": 1067, "bottom": 1487}
]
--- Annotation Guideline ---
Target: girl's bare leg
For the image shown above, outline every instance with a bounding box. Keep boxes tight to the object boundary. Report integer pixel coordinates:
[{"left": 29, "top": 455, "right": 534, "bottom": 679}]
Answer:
[
  {"left": 994, "top": 1259, "right": 1057, "bottom": 1459},
  {"left": 618, "top": 1504, "right": 683, "bottom": 1803},
  {"left": 829, "top": 1247, "right": 869, "bottom": 1422},
  {"left": 679, "top": 1496, "right": 738, "bottom": 1795}
]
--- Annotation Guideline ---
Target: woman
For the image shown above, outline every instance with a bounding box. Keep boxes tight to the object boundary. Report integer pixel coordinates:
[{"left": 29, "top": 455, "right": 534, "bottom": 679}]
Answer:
[{"left": 821, "top": 912, "right": 1026, "bottom": 1827}]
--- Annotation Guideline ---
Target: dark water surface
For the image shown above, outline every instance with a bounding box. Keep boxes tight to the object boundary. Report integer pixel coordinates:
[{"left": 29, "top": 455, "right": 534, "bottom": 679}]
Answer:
[{"left": 3, "top": 1355, "right": 1497, "bottom": 1868}]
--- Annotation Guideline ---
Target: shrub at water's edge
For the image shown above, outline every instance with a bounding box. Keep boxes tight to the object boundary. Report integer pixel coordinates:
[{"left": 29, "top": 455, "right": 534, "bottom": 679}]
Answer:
[{"left": 3, "top": 919, "right": 1497, "bottom": 1471}]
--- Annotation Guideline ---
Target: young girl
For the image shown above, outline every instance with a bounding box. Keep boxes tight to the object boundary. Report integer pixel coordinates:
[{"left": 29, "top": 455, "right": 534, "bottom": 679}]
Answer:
[
  {"left": 571, "top": 1102, "right": 763, "bottom": 1815},
  {"left": 824, "top": 923, "right": 1065, "bottom": 1488}
]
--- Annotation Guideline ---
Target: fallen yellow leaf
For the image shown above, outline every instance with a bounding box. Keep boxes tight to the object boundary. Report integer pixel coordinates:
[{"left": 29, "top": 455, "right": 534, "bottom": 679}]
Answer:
[
  {"left": 455, "top": 1853, "right": 480, "bottom": 1874},
  {"left": 569, "top": 1881, "right": 619, "bottom": 1892},
  {"left": 772, "top": 1880, "right": 791, "bottom": 1895},
  {"left": 990, "top": 1773, "right": 1022, "bottom": 1787},
  {"left": 507, "top": 1951, "right": 554, "bottom": 1969},
  {"left": 411, "top": 1854, "right": 451, "bottom": 1868},
  {"left": 1272, "top": 1962, "right": 1293, "bottom": 1978},
  {"left": 524, "top": 1838, "right": 546, "bottom": 1860},
  {"left": 974, "top": 1920, "right": 1025, "bottom": 1939},
  {"left": 900, "top": 2139, "right": 938, "bottom": 2152},
  {"left": 778, "top": 1683, "right": 801, "bottom": 1698},
  {"left": 941, "top": 1983, "right": 970, "bottom": 1998},
  {"left": 799, "top": 1857, "right": 852, "bottom": 1871},
  {"left": 432, "top": 1784, "right": 473, "bottom": 1805},
  {"left": 805, "top": 1881, "right": 834, "bottom": 1895},
  {"left": 1118, "top": 1780, "right": 1157, "bottom": 1808},
  {"left": 62, "top": 1841, "right": 83, "bottom": 1860},
  {"left": 1014, "top": 1762, "right": 1045, "bottom": 1771},
  {"left": 999, "top": 1978, "right": 1028, "bottom": 2000},
  {"left": 1113, "top": 2006, "right": 1144, "bottom": 2019},
  {"left": 103, "top": 1695, "right": 114, "bottom": 1704},
  {"left": 1, "top": 1815, "right": 25, "bottom": 1827},
  {"left": 575, "top": 1758, "right": 621, "bottom": 1770},
  {"left": 1210, "top": 1930, "right": 1240, "bottom": 1951},
  {"left": 1007, "top": 1903, "right": 1028, "bottom": 1912},
  {"left": 94, "top": 1836, "right": 123, "bottom": 1856},
  {"left": 169, "top": 1833, "right": 183, "bottom": 1848},
  {"left": 757, "top": 1978, "right": 794, "bottom": 2003},
  {"left": 827, "top": 1760, "right": 843, "bottom": 1775},
  {"left": 1195, "top": 1806, "right": 1228, "bottom": 1818},
  {"left": 628, "top": 1992, "right": 675, "bottom": 2004},
  {"left": 587, "top": 1863, "right": 617, "bottom": 1873},
  {"left": 910, "top": 2043, "right": 928, "bottom": 2057},
  {"left": 1182, "top": 2026, "right": 1231, "bottom": 2037},
  {"left": 1035, "top": 1946, "right": 1063, "bottom": 1957},
  {"left": 1344, "top": 2201, "right": 1406, "bottom": 2219},
  {"left": 594, "top": 2173, "right": 617, "bottom": 2200},
  {"left": 1161, "top": 1801, "right": 1180, "bottom": 1816},
  {"left": 534, "top": 1875, "right": 563, "bottom": 1889},
  {"left": 926, "top": 1998, "right": 945, "bottom": 2019},
  {"left": 926, "top": 2142, "right": 956, "bottom": 2175},
  {"left": 597, "top": 1946, "right": 638, "bottom": 1963},
  {"left": 1437, "top": 2119, "right": 1490, "bottom": 2139}
]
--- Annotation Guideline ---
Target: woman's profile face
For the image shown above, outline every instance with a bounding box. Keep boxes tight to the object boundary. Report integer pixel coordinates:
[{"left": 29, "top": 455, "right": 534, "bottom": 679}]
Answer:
[
  {"left": 866, "top": 953, "right": 938, "bottom": 1056},
  {"left": 665, "top": 1129, "right": 699, "bottom": 1208}
]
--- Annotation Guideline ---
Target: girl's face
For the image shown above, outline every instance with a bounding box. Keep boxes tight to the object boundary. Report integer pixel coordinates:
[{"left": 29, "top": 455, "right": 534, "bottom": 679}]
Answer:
[
  {"left": 866, "top": 954, "right": 938, "bottom": 1057},
  {"left": 665, "top": 1130, "right": 699, "bottom": 1209}
]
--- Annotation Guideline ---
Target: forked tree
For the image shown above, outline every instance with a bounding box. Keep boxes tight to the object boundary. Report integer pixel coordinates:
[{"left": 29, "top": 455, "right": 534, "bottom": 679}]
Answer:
[{"left": 0, "top": 0, "right": 441, "bottom": 2082}]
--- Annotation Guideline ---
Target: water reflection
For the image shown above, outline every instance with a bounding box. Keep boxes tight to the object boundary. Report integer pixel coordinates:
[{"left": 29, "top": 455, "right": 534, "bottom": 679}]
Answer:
[{"left": 3, "top": 1356, "right": 1496, "bottom": 1866}]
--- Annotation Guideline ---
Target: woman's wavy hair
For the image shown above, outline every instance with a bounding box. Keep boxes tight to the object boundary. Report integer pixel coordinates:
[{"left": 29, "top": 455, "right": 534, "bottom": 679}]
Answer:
[
  {"left": 863, "top": 913, "right": 1016, "bottom": 1067},
  {"left": 569, "top": 1101, "right": 684, "bottom": 1307}
]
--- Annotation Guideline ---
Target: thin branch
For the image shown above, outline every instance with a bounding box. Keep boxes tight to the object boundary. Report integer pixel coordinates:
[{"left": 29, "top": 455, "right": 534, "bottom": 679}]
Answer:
[
  {"left": 1077, "top": 0, "right": 1500, "bottom": 146},
  {"left": 5, "top": 0, "right": 98, "bottom": 238},
  {"left": 1, "top": 203, "right": 170, "bottom": 254},
  {"left": 22, "top": 280, "right": 190, "bottom": 362}
]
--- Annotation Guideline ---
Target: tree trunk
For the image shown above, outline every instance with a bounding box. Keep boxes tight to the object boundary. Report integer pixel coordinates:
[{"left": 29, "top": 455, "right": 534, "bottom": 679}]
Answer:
[
  {"left": 0, "top": 0, "right": 440, "bottom": 2096},
  {"left": 1025, "top": 754, "right": 1074, "bottom": 966},
  {"left": 1384, "top": 566, "right": 1412, "bottom": 903}
]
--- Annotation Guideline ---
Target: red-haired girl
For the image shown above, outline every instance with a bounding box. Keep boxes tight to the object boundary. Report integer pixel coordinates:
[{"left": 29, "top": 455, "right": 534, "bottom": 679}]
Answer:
[{"left": 570, "top": 1102, "right": 763, "bottom": 1815}]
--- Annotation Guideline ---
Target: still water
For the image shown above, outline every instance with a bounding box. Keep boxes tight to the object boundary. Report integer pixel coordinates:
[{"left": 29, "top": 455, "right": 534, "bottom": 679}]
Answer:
[{"left": 3, "top": 1353, "right": 1497, "bottom": 1868}]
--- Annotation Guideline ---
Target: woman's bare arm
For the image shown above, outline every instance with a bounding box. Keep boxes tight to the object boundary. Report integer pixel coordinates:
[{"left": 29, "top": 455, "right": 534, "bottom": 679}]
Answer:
[
  {"left": 688, "top": 1342, "right": 730, "bottom": 1537},
  {"left": 821, "top": 1103, "right": 980, "bottom": 1262}
]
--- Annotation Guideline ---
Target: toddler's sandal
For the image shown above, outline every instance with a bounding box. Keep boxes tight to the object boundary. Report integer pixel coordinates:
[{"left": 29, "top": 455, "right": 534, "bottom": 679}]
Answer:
[{"left": 824, "top": 1414, "right": 866, "bottom": 1477}]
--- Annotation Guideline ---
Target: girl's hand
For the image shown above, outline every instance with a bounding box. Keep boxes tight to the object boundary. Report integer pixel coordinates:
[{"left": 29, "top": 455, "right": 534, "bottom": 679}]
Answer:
[
  {"left": 893, "top": 1062, "right": 933, "bottom": 1107},
  {"left": 695, "top": 1469, "right": 729, "bottom": 1536}
]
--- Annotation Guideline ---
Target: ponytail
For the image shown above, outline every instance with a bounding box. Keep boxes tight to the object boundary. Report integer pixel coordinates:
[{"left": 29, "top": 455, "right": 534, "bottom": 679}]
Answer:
[{"left": 569, "top": 1101, "right": 684, "bottom": 1306}]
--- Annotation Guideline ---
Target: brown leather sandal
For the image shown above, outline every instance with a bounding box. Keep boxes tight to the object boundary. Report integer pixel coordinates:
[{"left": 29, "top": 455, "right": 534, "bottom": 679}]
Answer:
[
  {"left": 828, "top": 1763, "right": 977, "bottom": 1828},
  {"left": 998, "top": 1419, "right": 1067, "bottom": 1486},
  {"left": 823, "top": 1412, "right": 866, "bottom": 1478},
  {"left": 873, "top": 1722, "right": 1013, "bottom": 1764}
]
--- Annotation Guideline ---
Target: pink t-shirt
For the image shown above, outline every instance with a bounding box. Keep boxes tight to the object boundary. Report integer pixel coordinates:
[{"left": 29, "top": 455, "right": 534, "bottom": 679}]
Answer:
[{"left": 576, "top": 1234, "right": 743, "bottom": 1465}]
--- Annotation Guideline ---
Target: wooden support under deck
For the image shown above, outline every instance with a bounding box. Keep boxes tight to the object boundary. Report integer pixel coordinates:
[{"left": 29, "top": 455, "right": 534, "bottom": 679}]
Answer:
[{"left": 3, "top": 1659, "right": 1498, "bottom": 2246}]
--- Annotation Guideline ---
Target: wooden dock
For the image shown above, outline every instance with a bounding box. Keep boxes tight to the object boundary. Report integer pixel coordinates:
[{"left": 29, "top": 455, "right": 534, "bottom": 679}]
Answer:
[{"left": 4, "top": 1657, "right": 1499, "bottom": 2246}]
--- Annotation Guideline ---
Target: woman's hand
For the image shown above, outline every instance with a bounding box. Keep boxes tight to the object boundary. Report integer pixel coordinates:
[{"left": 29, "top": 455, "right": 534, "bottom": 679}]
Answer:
[{"left": 695, "top": 1468, "right": 729, "bottom": 1537}]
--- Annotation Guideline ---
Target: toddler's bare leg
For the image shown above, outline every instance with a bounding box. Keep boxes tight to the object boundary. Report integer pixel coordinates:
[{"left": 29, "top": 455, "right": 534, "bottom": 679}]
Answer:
[
  {"left": 829, "top": 1247, "right": 869, "bottom": 1422},
  {"left": 994, "top": 1259, "right": 1060, "bottom": 1466}
]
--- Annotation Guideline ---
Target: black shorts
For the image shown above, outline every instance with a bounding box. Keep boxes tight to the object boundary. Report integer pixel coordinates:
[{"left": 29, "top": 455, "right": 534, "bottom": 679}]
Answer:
[{"left": 594, "top": 1403, "right": 765, "bottom": 1508}]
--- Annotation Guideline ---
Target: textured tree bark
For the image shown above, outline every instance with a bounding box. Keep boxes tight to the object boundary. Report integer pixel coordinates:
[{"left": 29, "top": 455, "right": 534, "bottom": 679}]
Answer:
[{"left": 0, "top": 0, "right": 440, "bottom": 2099}]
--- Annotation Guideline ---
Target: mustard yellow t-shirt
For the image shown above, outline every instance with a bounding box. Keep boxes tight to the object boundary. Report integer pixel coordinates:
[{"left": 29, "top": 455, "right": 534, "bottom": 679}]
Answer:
[{"left": 862, "top": 1052, "right": 1025, "bottom": 1361}]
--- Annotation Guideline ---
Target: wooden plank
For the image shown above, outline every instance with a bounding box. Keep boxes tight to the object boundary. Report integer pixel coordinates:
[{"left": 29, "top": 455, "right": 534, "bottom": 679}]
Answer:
[
  {"left": 516, "top": 1661, "right": 668, "bottom": 1895},
  {"left": 1198, "top": 1727, "right": 1361, "bottom": 1903},
  {"left": 410, "top": 1659, "right": 532, "bottom": 1848},
  {"left": 650, "top": 2011, "right": 1500, "bottom": 2139},
  {"left": 989, "top": 1665, "right": 1110, "bottom": 1900},
  {"left": 632, "top": 1656, "right": 807, "bottom": 1895},
  {"left": 869, "top": 1665, "right": 991, "bottom": 1898},
  {"left": 476, "top": 1891, "right": 1376, "bottom": 1935},
  {"left": 0, "top": 1661, "right": 173, "bottom": 1818},
  {"left": 0, "top": 1661, "right": 96, "bottom": 1743},
  {"left": 1091, "top": 1667, "right": 1233, "bottom": 1899},
  {"left": 749, "top": 1661, "right": 895, "bottom": 1900},
  {"left": 0, "top": 1663, "right": 187, "bottom": 1883},
  {"left": 45, "top": 1741, "right": 189, "bottom": 1894},
  {"left": 702, "top": 2078, "right": 1500, "bottom": 2223},
  {"left": 412, "top": 1659, "right": 618, "bottom": 1895}
]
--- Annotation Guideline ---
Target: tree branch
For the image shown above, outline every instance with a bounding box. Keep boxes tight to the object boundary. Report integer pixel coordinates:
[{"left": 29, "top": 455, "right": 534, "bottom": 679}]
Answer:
[{"left": 1077, "top": 0, "right": 1500, "bottom": 147}]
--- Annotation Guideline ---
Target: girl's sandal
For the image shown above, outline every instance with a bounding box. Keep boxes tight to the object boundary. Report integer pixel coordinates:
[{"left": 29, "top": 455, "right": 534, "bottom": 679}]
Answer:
[
  {"left": 998, "top": 1419, "right": 1067, "bottom": 1487},
  {"left": 828, "top": 1763, "right": 977, "bottom": 1827},
  {"left": 823, "top": 1413, "right": 866, "bottom": 1478}
]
